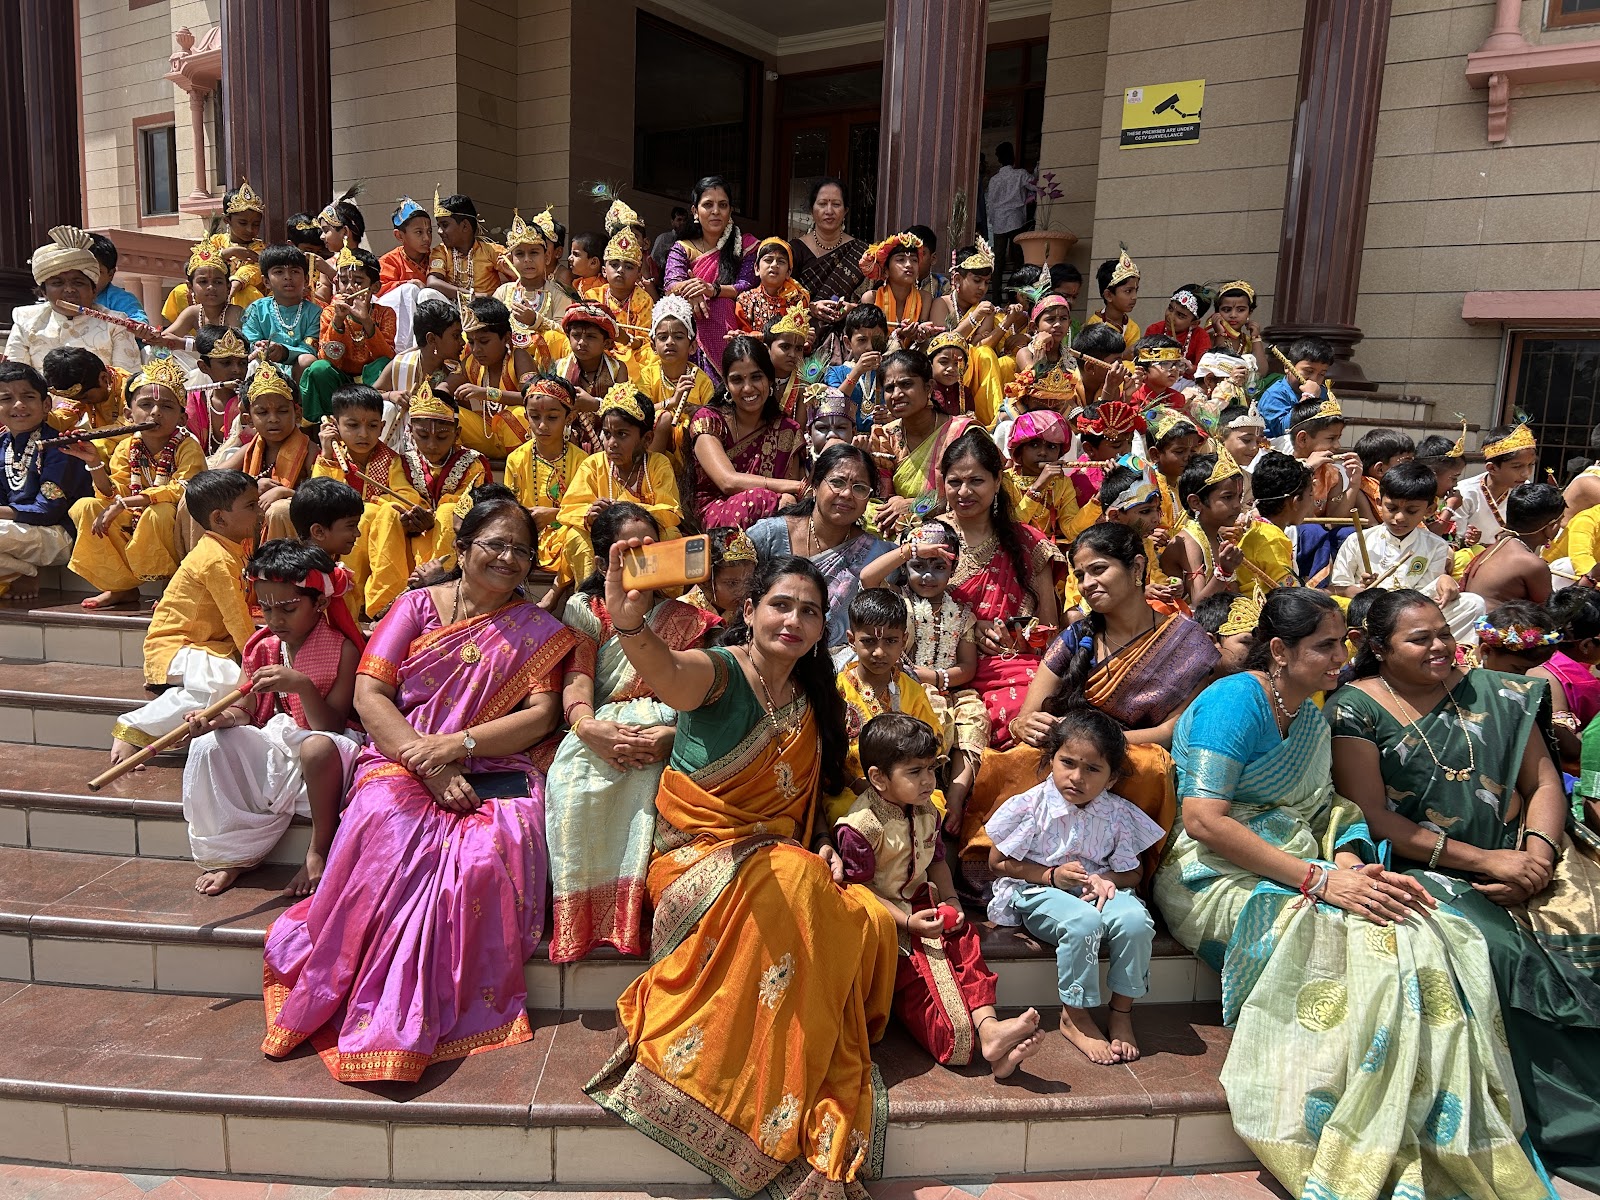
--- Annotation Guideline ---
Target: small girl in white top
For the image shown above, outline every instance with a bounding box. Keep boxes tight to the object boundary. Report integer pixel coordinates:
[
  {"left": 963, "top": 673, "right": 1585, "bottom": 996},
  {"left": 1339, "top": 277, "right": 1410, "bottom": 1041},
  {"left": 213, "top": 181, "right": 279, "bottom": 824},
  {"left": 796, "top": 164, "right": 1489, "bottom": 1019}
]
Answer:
[{"left": 986, "top": 707, "right": 1164, "bottom": 1065}]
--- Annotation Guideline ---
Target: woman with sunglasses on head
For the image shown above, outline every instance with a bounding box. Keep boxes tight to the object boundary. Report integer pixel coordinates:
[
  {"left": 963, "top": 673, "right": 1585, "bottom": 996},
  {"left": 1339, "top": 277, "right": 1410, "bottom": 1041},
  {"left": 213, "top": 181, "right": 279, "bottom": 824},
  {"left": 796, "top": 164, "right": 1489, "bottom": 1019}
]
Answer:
[
  {"left": 747, "top": 442, "right": 899, "bottom": 659},
  {"left": 262, "top": 496, "right": 586, "bottom": 1084}
]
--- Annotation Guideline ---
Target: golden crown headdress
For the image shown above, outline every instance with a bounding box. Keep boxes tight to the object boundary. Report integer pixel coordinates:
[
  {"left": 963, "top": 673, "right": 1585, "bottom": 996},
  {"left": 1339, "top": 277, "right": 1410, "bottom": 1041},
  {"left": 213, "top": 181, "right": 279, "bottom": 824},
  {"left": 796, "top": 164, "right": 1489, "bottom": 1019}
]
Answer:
[
  {"left": 208, "top": 328, "right": 249, "bottom": 360},
  {"left": 1206, "top": 443, "right": 1242, "bottom": 487},
  {"left": 1134, "top": 344, "right": 1184, "bottom": 366},
  {"left": 458, "top": 294, "right": 486, "bottom": 336},
  {"left": 223, "top": 178, "right": 264, "bottom": 215},
  {"left": 432, "top": 187, "right": 449, "bottom": 219},
  {"left": 599, "top": 382, "right": 647, "bottom": 424},
  {"left": 1217, "top": 279, "right": 1256, "bottom": 304},
  {"left": 333, "top": 243, "right": 364, "bottom": 272},
  {"left": 721, "top": 531, "right": 757, "bottom": 565},
  {"left": 1482, "top": 421, "right": 1535, "bottom": 460},
  {"left": 603, "top": 197, "right": 642, "bottom": 236},
  {"left": 131, "top": 355, "right": 191, "bottom": 399},
  {"left": 506, "top": 206, "right": 556, "bottom": 249},
  {"left": 1107, "top": 244, "right": 1139, "bottom": 289},
  {"left": 409, "top": 381, "right": 457, "bottom": 423},
  {"left": 1291, "top": 397, "right": 1343, "bottom": 430},
  {"left": 185, "top": 241, "right": 227, "bottom": 278},
  {"left": 246, "top": 365, "right": 295, "bottom": 403},
  {"left": 768, "top": 303, "right": 811, "bottom": 339},
  {"left": 1219, "top": 585, "right": 1265, "bottom": 637},
  {"left": 1449, "top": 417, "right": 1467, "bottom": 458},
  {"left": 603, "top": 226, "right": 642, "bottom": 266},
  {"left": 955, "top": 237, "right": 994, "bottom": 273},
  {"left": 1005, "top": 360, "right": 1080, "bottom": 405},
  {"left": 927, "top": 330, "right": 970, "bottom": 358},
  {"left": 317, "top": 183, "right": 363, "bottom": 229}
]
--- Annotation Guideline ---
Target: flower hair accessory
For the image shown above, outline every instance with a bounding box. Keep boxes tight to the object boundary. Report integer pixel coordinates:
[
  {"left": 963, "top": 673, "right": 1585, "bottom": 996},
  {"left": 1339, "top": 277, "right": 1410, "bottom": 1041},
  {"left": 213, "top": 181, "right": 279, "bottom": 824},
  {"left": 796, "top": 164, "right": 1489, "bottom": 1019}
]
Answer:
[
  {"left": 651, "top": 294, "right": 696, "bottom": 338},
  {"left": 1473, "top": 616, "right": 1560, "bottom": 650},
  {"left": 858, "top": 232, "right": 923, "bottom": 280},
  {"left": 599, "top": 382, "right": 647, "bottom": 423}
]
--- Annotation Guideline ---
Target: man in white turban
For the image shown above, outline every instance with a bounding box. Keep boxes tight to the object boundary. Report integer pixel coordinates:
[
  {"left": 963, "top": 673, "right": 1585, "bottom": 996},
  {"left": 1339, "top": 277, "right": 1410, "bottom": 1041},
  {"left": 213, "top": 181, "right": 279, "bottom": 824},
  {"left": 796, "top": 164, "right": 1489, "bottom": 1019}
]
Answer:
[{"left": 4, "top": 226, "right": 140, "bottom": 374}]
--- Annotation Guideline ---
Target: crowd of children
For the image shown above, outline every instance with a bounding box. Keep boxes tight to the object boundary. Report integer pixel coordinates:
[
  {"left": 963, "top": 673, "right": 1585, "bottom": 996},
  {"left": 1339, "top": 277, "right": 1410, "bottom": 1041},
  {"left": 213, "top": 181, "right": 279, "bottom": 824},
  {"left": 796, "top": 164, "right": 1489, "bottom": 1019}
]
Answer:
[{"left": 9, "top": 184, "right": 1600, "bottom": 1170}]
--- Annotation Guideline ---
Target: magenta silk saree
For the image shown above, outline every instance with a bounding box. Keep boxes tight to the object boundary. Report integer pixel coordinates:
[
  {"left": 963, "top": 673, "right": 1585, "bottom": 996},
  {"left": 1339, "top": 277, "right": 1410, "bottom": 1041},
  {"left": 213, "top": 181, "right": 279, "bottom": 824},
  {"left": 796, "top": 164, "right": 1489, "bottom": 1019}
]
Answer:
[
  {"left": 663, "top": 234, "right": 758, "bottom": 384},
  {"left": 262, "top": 588, "right": 582, "bottom": 1083}
]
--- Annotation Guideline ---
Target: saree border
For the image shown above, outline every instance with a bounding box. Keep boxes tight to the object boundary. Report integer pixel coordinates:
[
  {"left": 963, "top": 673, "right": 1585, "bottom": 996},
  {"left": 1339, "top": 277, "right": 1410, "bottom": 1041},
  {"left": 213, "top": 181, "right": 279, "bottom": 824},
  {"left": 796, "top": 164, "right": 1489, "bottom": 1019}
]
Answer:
[{"left": 650, "top": 833, "right": 784, "bottom": 963}]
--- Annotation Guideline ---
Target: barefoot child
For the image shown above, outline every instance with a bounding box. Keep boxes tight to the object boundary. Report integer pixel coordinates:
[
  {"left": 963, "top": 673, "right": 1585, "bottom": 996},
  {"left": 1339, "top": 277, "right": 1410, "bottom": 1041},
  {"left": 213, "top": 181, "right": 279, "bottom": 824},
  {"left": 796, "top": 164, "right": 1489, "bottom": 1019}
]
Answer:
[
  {"left": 0, "top": 362, "right": 93, "bottom": 599},
  {"left": 66, "top": 357, "right": 207, "bottom": 607},
  {"left": 505, "top": 375, "right": 587, "bottom": 574},
  {"left": 986, "top": 707, "right": 1162, "bottom": 1064},
  {"left": 184, "top": 540, "right": 363, "bottom": 897},
  {"left": 110, "top": 469, "right": 261, "bottom": 764},
  {"left": 838, "top": 713, "right": 1043, "bottom": 1076}
]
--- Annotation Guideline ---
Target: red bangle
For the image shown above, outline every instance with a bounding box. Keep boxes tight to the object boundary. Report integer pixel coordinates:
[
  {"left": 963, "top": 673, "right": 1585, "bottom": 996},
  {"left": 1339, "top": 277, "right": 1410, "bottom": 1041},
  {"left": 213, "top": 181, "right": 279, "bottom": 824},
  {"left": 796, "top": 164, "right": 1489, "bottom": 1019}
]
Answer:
[{"left": 1298, "top": 862, "right": 1319, "bottom": 899}]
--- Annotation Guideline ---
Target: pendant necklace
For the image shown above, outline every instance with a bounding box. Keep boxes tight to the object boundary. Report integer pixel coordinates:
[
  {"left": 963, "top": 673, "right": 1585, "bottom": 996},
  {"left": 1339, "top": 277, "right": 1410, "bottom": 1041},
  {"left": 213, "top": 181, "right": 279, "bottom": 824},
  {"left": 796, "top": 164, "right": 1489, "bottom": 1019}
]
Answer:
[
  {"left": 1381, "top": 676, "right": 1476, "bottom": 782},
  {"left": 453, "top": 575, "right": 484, "bottom": 663}
]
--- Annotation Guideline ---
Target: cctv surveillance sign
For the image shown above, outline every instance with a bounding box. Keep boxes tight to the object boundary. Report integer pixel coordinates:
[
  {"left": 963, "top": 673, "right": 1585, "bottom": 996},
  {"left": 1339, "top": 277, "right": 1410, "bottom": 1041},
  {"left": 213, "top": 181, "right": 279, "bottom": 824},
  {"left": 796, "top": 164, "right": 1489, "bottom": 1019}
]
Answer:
[{"left": 1120, "top": 79, "right": 1204, "bottom": 149}]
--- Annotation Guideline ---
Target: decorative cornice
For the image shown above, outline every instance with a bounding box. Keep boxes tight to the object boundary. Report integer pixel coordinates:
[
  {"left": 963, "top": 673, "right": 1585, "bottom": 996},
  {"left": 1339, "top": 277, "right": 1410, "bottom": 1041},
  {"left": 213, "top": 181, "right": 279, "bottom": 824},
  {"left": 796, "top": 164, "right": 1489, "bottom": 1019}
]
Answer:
[{"left": 164, "top": 25, "right": 222, "bottom": 95}]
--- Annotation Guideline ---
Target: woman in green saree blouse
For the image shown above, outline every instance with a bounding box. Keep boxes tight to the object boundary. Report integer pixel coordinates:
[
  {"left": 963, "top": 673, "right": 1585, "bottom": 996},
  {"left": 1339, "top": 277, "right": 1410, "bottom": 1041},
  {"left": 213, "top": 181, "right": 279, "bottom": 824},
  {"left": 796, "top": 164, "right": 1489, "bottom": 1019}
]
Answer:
[
  {"left": 1156, "top": 589, "right": 1551, "bottom": 1200},
  {"left": 1327, "top": 589, "right": 1600, "bottom": 1191}
]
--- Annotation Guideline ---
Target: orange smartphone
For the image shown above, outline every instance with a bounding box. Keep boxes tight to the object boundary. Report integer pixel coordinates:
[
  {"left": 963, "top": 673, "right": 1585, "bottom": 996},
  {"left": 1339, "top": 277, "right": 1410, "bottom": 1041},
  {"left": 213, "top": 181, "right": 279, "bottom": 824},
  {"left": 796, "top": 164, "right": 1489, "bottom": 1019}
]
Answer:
[{"left": 622, "top": 535, "right": 711, "bottom": 592}]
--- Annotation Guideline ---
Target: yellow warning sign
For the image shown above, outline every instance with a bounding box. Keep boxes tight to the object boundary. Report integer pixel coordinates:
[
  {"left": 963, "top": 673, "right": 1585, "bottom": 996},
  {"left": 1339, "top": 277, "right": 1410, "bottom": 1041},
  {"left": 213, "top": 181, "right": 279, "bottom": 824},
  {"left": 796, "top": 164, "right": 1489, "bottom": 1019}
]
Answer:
[{"left": 1119, "top": 79, "right": 1205, "bottom": 149}]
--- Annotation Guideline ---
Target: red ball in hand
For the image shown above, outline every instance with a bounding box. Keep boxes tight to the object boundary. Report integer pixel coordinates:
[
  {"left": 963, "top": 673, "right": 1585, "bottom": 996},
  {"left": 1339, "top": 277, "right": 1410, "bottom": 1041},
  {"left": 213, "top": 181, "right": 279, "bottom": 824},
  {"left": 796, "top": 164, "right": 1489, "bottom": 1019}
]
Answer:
[{"left": 937, "top": 903, "right": 961, "bottom": 931}]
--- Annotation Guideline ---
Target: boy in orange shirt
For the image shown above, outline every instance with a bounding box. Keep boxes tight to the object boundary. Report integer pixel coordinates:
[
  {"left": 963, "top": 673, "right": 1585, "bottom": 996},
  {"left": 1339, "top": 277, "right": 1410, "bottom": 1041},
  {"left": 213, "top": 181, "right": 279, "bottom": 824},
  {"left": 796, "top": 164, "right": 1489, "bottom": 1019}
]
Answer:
[{"left": 299, "top": 246, "right": 395, "bottom": 423}]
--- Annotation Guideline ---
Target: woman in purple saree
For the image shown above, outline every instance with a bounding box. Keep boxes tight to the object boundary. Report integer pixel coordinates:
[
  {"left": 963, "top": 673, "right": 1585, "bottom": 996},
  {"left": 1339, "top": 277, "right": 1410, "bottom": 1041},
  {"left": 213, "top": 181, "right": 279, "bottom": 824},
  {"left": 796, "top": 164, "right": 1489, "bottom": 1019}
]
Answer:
[
  {"left": 262, "top": 497, "right": 586, "bottom": 1084},
  {"left": 662, "top": 174, "right": 757, "bottom": 385}
]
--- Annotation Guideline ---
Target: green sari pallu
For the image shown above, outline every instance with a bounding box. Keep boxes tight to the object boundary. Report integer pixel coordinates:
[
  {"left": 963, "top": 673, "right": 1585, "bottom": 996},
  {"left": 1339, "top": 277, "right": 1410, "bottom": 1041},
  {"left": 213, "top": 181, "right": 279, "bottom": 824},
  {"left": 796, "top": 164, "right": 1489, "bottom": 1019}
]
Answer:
[
  {"left": 1328, "top": 669, "right": 1600, "bottom": 1191},
  {"left": 1155, "top": 673, "right": 1552, "bottom": 1200}
]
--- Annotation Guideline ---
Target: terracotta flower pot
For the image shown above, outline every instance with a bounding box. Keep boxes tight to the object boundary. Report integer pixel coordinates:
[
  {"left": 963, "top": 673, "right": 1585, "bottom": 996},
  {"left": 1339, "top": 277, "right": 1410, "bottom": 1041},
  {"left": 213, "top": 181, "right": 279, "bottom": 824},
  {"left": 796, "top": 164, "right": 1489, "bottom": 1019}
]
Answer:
[{"left": 1014, "top": 230, "right": 1078, "bottom": 267}]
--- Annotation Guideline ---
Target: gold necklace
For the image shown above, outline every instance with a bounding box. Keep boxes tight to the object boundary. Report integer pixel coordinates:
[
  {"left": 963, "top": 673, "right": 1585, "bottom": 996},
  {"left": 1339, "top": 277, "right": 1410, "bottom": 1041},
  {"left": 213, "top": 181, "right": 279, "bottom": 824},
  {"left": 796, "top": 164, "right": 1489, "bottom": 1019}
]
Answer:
[
  {"left": 745, "top": 647, "right": 798, "bottom": 745},
  {"left": 1380, "top": 676, "right": 1476, "bottom": 782},
  {"left": 452, "top": 576, "right": 484, "bottom": 663}
]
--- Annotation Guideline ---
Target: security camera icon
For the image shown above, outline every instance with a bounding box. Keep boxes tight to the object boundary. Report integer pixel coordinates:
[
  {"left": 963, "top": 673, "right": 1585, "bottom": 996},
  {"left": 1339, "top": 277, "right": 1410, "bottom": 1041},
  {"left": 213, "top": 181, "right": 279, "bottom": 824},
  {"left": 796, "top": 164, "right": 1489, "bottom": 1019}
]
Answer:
[{"left": 1152, "top": 93, "right": 1200, "bottom": 119}]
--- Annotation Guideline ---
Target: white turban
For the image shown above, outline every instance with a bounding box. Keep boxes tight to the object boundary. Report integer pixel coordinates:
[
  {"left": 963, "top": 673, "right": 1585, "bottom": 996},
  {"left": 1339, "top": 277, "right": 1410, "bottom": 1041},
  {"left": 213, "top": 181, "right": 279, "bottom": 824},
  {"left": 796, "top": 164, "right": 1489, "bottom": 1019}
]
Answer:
[{"left": 31, "top": 225, "right": 102, "bottom": 287}]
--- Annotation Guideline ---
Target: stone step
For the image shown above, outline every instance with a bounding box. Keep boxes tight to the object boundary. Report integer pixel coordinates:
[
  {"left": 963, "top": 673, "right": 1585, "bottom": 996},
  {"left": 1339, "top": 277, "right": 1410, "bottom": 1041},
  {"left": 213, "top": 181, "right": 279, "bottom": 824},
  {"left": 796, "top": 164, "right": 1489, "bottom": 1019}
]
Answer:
[
  {"left": 0, "top": 660, "right": 149, "bottom": 748},
  {"left": 0, "top": 981, "right": 1246, "bottom": 1185},
  {"left": 0, "top": 745, "right": 309, "bottom": 865},
  {"left": 0, "top": 591, "right": 151, "bottom": 667},
  {"left": 0, "top": 846, "right": 1221, "bottom": 1012}
]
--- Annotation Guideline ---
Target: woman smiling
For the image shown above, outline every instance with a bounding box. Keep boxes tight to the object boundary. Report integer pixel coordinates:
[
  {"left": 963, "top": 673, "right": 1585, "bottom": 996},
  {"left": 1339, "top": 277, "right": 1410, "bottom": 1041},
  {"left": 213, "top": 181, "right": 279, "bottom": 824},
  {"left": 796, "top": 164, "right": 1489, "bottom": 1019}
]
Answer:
[
  {"left": 662, "top": 175, "right": 758, "bottom": 383},
  {"left": 686, "top": 336, "right": 805, "bottom": 529}
]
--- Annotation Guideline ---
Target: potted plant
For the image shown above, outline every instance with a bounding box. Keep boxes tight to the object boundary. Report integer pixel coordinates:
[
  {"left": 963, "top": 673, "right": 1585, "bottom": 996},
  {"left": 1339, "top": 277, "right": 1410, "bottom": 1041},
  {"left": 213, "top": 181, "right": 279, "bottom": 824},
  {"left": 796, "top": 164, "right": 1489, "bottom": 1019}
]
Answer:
[{"left": 1015, "top": 170, "right": 1077, "bottom": 267}]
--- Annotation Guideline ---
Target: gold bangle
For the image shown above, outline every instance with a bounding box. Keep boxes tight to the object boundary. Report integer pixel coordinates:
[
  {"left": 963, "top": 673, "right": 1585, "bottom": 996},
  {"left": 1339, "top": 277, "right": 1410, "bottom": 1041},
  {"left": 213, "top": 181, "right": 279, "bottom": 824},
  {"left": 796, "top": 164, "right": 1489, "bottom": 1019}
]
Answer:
[
  {"left": 1426, "top": 831, "right": 1448, "bottom": 869},
  {"left": 572, "top": 715, "right": 592, "bottom": 736},
  {"left": 1522, "top": 828, "right": 1562, "bottom": 859}
]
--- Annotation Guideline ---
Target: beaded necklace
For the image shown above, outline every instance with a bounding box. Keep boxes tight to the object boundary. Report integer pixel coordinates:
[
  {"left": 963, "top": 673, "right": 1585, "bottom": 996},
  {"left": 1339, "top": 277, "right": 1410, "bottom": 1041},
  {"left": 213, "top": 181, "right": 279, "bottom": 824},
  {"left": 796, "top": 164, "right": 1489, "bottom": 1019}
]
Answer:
[
  {"left": 1380, "top": 676, "right": 1477, "bottom": 782},
  {"left": 531, "top": 444, "right": 569, "bottom": 505},
  {"left": 3, "top": 428, "right": 39, "bottom": 491},
  {"left": 127, "top": 428, "right": 188, "bottom": 495},
  {"left": 271, "top": 301, "right": 306, "bottom": 342},
  {"left": 908, "top": 593, "right": 964, "bottom": 670}
]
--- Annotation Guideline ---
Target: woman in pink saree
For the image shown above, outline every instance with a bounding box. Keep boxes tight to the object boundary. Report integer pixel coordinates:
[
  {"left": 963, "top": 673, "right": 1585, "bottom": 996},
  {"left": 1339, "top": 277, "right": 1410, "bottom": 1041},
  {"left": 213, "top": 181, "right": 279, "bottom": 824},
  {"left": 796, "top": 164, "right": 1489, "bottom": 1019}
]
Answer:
[
  {"left": 262, "top": 497, "right": 586, "bottom": 1084},
  {"left": 687, "top": 337, "right": 805, "bottom": 529},
  {"left": 662, "top": 175, "right": 757, "bottom": 385}
]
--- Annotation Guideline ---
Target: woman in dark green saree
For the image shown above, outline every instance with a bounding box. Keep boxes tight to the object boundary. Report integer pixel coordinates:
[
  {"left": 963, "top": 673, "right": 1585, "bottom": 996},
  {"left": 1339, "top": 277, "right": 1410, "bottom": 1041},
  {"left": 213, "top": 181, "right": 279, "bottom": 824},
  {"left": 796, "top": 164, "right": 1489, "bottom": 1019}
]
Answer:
[{"left": 1328, "top": 589, "right": 1600, "bottom": 1190}]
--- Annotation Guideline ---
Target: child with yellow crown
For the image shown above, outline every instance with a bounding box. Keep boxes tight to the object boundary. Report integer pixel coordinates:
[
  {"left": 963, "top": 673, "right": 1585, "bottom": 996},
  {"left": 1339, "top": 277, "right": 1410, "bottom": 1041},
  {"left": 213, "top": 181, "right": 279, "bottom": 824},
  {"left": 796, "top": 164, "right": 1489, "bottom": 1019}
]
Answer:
[
  {"left": 759, "top": 302, "right": 811, "bottom": 421},
  {"left": 161, "top": 180, "right": 268, "bottom": 324},
  {"left": 398, "top": 382, "right": 489, "bottom": 580},
  {"left": 556, "top": 382, "right": 682, "bottom": 584},
  {"left": 152, "top": 242, "right": 247, "bottom": 356},
  {"left": 1454, "top": 420, "right": 1539, "bottom": 544},
  {"left": 1086, "top": 247, "right": 1141, "bottom": 347},
  {"left": 504, "top": 374, "right": 587, "bottom": 574},
  {"left": 735, "top": 237, "right": 811, "bottom": 336},
  {"left": 219, "top": 367, "right": 313, "bottom": 542},
  {"left": 583, "top": 196, "right": 656, "bottom": 378},
  {"left": 312, "top": 382, "right": 426, "bottom": 619},
  {"left": 64, "top": 356, "right": 208, "bottom": 608},
  {"left": 450, "top": 295, "right": 535, "bottom": 458},
  {"left": 493, "top": 206, "right": 571, "bottom": 366},
  {"left": 299, "top": 244, "right": 396, "bottom": 424},
  {"left": 1165, "top": 447, "right": 1248, "bottom": 607},
  {"left": 424, "top": 192, "right": 513, "bottom": 301},
  {"left": 635, "top": 295, "right": 715, "bottom": 462}
]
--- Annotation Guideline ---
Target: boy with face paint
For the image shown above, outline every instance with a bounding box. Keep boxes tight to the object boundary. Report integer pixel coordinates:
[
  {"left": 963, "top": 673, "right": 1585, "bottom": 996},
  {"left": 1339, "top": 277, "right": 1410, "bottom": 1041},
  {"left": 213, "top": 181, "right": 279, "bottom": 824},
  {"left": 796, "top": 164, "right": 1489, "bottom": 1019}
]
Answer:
[{"left": 6, "top": 226, "right": 141, "bottom": 373}]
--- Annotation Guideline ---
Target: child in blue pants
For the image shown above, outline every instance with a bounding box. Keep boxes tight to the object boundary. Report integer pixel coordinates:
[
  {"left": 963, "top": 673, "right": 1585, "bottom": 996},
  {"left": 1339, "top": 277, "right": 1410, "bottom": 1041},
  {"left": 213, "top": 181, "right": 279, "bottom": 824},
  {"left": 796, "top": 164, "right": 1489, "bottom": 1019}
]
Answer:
[{"left": 986, "top": 708, "right": 1163, "bottom": 1066}]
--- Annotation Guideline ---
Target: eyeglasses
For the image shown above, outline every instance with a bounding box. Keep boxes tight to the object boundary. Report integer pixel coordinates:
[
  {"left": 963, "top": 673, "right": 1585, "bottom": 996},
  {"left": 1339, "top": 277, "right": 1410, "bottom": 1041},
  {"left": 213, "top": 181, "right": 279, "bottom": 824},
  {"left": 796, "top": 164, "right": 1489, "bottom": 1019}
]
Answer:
[
  {"left": 823, "top": 476, "right": 873, "bottom": 498},
  {"left": 471, "top": 539, "right": 536, "bottom": 564}
]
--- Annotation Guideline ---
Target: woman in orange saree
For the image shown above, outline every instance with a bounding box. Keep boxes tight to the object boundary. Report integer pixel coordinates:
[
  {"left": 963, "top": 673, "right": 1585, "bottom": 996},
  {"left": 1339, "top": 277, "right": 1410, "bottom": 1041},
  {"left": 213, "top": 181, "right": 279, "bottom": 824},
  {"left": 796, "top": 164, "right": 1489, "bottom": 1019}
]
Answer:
[
  {"left": 585, "top": 551, "right": 899, "bottom": 1200},
  {"left": 963, "top": 525, "right": 1217, "bottom": 885}
]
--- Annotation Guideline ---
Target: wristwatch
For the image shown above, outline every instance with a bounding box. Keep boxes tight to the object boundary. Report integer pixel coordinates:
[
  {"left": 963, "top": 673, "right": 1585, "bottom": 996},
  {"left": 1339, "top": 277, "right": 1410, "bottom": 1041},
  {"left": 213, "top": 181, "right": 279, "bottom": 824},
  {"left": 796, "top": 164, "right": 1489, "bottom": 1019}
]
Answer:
[{"left": 462, "top": 728, "right": 476, "bottom": 756}]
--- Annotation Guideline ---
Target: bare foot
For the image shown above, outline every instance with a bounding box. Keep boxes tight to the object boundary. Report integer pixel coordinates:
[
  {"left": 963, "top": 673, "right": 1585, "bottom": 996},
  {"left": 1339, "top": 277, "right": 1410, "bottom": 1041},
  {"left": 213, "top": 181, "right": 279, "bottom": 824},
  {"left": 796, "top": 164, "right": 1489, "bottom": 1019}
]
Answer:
[
  {"left": 1107, "top": 1003, "right": 1140, "bottom": 1062},
  {"left": 284, "top": 848, "right": 327, "bottom": 897},
  {"left": 1060, "top": 1005, "right": 1118, "bottom": 1065},
  {"left": 83, "top": 587, "right": 139, "bottom": 610},
  {"left": 979, "top": 1008, "right": 1043, "bottom": 1079},
  {"left": 4, "top": 575, "right": 39, "bottom": 601},
  {"left": 195, "top": 867, "right": 243, "bottom": 895}
]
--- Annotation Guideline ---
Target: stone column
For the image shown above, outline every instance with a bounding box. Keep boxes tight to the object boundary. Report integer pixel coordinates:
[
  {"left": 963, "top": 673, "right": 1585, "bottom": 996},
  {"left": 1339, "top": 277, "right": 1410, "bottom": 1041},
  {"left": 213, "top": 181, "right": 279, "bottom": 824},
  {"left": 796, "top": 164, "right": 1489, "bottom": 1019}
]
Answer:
[
  {"left": 0, "top": 0, "right": 34, "bottom": 314},
  {"left": 876, "top": 0, "right": 989, "bottom": 246},
  {"left": 17, "top": 0, "right": 81, "bottom": 245},
  {"left": 221, "top": 0, "right": 332, "bottom": 224},
  {"left": 1264, "top": 0, "right": 1393, "bottom": 391}
]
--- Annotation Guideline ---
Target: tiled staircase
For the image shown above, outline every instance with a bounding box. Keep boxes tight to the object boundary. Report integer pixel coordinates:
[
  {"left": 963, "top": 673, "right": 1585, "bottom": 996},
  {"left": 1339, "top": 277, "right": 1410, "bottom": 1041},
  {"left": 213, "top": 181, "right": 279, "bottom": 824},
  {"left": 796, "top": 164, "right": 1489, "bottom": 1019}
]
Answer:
[{"left": 0, "top": 576, "right": 1252, "bottom": 1188}]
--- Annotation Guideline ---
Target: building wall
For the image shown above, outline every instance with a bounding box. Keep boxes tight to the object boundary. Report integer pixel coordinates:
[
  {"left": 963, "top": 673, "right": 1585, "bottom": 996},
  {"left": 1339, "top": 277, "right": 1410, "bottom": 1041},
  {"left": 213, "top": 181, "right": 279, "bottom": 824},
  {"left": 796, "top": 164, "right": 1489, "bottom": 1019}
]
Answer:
[
  {"left": 80, "top": 0, "right": 181, "bottom": 232},
  {"left": 1083, "top": 0, "right": 1305, "bottom": 334},
  {"left": 516, "top": 0, "right": 573, "bottom": 224},
  {"left": 1036, "top": 0, "right": 1110, "bottom": 282},
  {"left": 1355, "top": 0, "right": 1600, "bottom": 426}
]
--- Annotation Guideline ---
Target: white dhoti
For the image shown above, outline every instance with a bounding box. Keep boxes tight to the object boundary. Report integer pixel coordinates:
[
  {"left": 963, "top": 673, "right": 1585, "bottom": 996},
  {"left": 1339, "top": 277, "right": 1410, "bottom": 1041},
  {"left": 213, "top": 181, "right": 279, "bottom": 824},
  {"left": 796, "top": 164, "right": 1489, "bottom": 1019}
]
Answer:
[
  {"left": 377, "top": 282, "right": 422, "bottom": 354},
  {"left": 0, "top": 519, "right": 71, "bottom": 585},
  {"left": 183, "top": 712, "right": 361, "bottom": 870},
  {"left": 1442, "top": 590, "right": 1487, "bottom": 644},
  {"left": 111, "top": 646, "right": 239, "bottom": 747}
]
